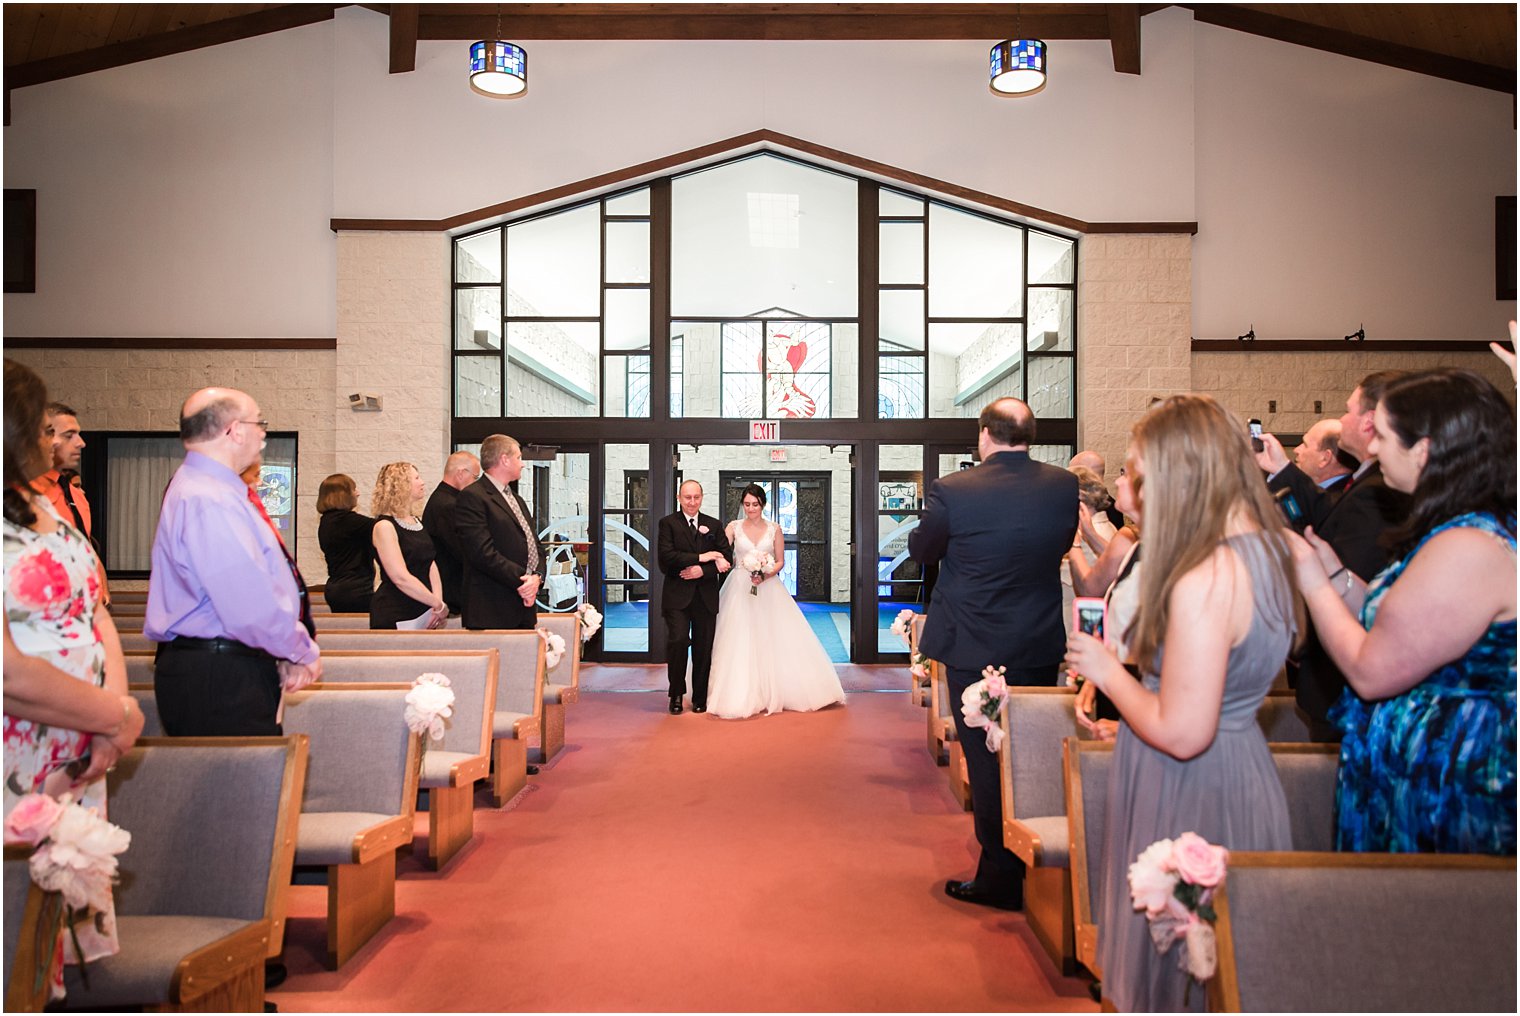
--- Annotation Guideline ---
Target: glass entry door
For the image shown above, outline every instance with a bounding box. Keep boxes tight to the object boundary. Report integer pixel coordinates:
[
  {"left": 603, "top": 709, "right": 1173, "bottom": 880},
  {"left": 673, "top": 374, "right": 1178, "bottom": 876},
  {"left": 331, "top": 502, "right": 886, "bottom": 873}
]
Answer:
[
  {"left": 717, "top": 473, "right": 830, "bottom": 600},
  {"left": 515, "top": 448, "right": 593, "bottom": 614}
]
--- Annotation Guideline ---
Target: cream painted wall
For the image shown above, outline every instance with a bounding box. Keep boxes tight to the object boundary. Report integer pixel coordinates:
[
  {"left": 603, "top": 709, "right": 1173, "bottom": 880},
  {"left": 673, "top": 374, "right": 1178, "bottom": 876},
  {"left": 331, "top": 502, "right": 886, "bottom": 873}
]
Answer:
[
  {"left": 3, "top": 22, "right": 336, "bottom": 338},
  {"left": 332, "top": 5, "right": 1196, "bottom": 224},
  {"left": 1193, "top": 22, "right": 1516, "bottom": 343}
]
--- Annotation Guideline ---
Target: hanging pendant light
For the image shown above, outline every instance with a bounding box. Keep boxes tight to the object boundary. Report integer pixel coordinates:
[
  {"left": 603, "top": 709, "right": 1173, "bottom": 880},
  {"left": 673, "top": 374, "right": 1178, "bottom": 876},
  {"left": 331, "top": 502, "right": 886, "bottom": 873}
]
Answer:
[
  {"left": 470, "top": 6, "right": 527, "bottom": 98},
  {"left": 989, "top": 6, "right": 1047, "bottom": 96}
]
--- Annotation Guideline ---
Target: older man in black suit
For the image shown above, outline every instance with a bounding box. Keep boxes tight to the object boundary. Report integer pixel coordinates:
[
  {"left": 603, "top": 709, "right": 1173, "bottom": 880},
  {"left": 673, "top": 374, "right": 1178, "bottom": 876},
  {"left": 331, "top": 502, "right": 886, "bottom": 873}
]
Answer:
[
  {"left": 422, "top": 449, "right": 479, "bottom": 616},
  {"left": 909, "top": 397, "right": 1078, "bottom": 912},
  {"left": 456, "top": 434, "right": 544, "bottom": 632},
  {"left": 1257, "top": 370, "right": 1411, "bottom": 739},
  {"left": 656, "top": 480, "right": 732, "bottom": 714}
]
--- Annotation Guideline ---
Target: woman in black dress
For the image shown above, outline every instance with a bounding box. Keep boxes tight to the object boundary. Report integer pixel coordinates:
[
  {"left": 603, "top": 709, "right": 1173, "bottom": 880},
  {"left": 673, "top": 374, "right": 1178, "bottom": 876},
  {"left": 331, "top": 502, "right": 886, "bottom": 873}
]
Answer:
[
  {"left": 316, "top": 474, "right": 376, "bottom": 614},
  {"left": 368, "top": 462, "right": 448, "bottom": 630}
]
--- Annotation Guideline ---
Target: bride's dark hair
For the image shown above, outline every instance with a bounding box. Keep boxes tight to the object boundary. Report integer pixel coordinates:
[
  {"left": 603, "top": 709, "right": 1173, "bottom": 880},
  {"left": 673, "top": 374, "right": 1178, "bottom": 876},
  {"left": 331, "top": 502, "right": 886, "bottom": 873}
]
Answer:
[{"left": 741, "top": 483, "right": 767, "bottom": 507}]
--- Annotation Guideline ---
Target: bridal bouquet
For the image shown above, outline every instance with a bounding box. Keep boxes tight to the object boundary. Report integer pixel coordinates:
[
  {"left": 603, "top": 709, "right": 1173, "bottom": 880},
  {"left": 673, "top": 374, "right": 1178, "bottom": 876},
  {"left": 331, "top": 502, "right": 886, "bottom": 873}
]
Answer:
[
  {"left": 890, "top": 608, "right": 917, "bottom": 648},
  {"left": 575, "top": 602, "right": 603, "bottom": 642},
  {"left": 1128, "top": 832, "right": 1229, "bottom": 985},
  {"left": 405, "top": 672, "right": 455, "bottom": 744},
  {"left": 959, "top": 664, "right": 1010, "bottom": 752},
  {"left": 738, "top": 551, "right": 775, "bottom": 596},
  {"left": 538, "top": 626, "right": 567, "bottom": 671}
]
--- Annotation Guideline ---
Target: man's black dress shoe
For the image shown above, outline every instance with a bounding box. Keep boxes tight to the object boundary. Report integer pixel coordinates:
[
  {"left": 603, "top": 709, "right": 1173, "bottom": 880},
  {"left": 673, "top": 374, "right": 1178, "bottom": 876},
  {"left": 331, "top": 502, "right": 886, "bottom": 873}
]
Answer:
[
  {"left": 265, "top": 961, "right": 288, "bottom": 990},
  {"left": 526, "top": 764, "right": 540, "bottom": 776},
  {"left": 693, "top": 704, "right": 706, "bottom": 713},
  {"left": 669, "top": 698, "right": 683, "bottom": 714},
  {"left": 944, "top": 880, "right": 1022, "bottom": 912}
]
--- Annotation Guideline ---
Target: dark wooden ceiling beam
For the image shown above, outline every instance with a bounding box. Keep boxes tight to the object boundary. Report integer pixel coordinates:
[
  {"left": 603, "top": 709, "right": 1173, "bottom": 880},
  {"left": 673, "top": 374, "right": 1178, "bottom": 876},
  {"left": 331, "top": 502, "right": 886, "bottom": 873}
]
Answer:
[
  {"left": 1107, "top": 4, "right": 1141, "bottom": 73},
  {"left": 1186, "top": 4, "right": 1515, "bottom": 94},
  {"left": 417, "top": 5, "right": 1114, "bottom": 42},
  {"left": 389, "top": 3, "right": 419, "bottom": 73},
  {"left": 5, "top": 4, "right": 340, "bottom": 91}
]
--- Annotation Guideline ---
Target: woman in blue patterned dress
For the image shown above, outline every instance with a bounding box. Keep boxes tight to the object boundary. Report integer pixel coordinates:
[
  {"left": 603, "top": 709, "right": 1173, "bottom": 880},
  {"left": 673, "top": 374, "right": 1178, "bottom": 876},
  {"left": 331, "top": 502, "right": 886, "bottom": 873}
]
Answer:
[{"left": 1292, "top": 368, "right": 1516, "bottom": 855}]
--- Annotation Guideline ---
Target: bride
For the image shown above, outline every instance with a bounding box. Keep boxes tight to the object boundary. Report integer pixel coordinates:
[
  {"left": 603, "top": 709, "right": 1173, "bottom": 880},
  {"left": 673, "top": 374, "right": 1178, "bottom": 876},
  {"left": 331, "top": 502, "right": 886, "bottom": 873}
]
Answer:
[{"left": 706, "top": 484, "right": 847, "bottom": 719}]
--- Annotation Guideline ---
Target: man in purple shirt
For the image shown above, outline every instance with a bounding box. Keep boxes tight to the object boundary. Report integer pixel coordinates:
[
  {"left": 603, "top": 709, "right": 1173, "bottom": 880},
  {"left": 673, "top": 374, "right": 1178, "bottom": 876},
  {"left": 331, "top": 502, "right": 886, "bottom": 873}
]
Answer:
[{"left": 145, "top": 387, "right": 320, "bottom": 735}]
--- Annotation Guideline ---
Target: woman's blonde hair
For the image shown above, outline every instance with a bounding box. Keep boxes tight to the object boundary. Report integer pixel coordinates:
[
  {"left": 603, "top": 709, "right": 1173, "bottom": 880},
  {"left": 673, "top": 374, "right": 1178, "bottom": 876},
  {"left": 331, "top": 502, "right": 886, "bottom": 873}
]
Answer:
[
  {"left": 1126, "top": 394, "right": 1300, "bottom": 670},
  {"left": 370, "top": 462, "right": 420, "bottom": 518}
]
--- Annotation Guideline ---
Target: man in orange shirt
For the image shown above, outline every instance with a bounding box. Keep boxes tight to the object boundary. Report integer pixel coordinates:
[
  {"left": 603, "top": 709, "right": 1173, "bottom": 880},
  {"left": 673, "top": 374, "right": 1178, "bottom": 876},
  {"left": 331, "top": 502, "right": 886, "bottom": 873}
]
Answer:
[{"left": 35, "top": 401, "right": 108, "bottom": 602}]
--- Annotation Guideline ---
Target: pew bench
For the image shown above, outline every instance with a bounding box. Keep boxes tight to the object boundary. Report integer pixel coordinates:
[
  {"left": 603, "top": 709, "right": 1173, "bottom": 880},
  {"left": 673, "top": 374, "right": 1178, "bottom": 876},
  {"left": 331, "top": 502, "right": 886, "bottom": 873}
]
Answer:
[
  {"left": 282, "top": 685, "right": 420, "bottom": 967},
  {"left": 926, "top": 659, "right": 953, "bottom": 767},
  {"left": 907, "top": 614, "right": 929, "bottom": 707},
  {"left": 59, "top": 737, "right": 307, "bottom": 1012},
  {"left": 534, "top": 612, "right": 584, "bottom": 765},
  {"left": 1209, "top": 852, "right": 1517, "bottom": 1012}
]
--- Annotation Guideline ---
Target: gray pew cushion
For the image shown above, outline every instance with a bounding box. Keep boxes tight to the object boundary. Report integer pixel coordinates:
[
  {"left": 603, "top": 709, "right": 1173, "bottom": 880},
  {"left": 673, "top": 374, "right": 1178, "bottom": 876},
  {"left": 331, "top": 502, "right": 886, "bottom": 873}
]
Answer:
[
  {"left": 494, "top": 710, "right": 533, "bottom": 739},
  {"left": 1008, "top": 691, "right": 1080, "bottom": 821},
  {"left": 61, "top": 915, "right": 252, "bottom": 1006},
  {"left": 1018, "top": 816, "right": 1069, "bottom": 868},
  {"left": 1274, "top": 751, "right": 1338, "bottom": 852},
  {"left": 420, "top": 750, "right": 476, "bottom": 788},
  {"left": 296, "top": 812, "right": 398, "bottom": 867}
]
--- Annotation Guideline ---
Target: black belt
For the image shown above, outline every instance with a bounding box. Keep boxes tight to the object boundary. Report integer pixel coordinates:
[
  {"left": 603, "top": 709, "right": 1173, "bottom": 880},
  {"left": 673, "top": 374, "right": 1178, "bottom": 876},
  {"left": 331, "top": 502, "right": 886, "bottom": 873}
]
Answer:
[{"left": 157, "top": 637, "right": 274, "bottom": 661}]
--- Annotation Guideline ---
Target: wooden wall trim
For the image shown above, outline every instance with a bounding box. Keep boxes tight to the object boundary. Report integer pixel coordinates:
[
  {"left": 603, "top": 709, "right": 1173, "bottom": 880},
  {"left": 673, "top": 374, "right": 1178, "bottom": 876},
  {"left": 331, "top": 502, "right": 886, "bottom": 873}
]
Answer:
[
  {"left": 1192, "top": 339, "right": 1496, "bottom": 353},
  {"left": 4, "top": 337, "right": 337, "bottom": 351},
  {"left": 1186, "top": 4, "right": 1515, "bottom": 95},
  {"left": 330, "top": 128, "right": 1199, "bottom": 236},
  {"left": 5, "top": 6, "right": 341, "bottom": 92}
]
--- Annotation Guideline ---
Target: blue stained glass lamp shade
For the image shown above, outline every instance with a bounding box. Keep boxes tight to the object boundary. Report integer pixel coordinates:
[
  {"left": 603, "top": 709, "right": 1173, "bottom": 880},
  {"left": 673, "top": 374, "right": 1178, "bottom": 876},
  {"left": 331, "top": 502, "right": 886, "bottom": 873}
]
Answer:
[
  {"left": 470, "top": 41, "right": 528, "bottom": 97},
  {"left": 989, "top": 39, "right": 1047, "bottom": 96}
]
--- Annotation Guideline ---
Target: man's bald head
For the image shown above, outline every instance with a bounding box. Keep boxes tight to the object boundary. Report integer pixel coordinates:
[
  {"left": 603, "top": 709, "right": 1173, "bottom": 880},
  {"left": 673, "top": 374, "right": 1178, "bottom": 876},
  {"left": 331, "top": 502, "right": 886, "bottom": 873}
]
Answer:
[
  {"left": 444, "top": 450, "right": 481, "bottom": 490},
  {"left": 1069, "top": 450, "right": 1105, "bottom": 476},
  {"left": 979, "top": 397, "right": 1036, "bottom": 451},
  {"left": 180, "top": 388, "right": 251, "bottom": 445}
]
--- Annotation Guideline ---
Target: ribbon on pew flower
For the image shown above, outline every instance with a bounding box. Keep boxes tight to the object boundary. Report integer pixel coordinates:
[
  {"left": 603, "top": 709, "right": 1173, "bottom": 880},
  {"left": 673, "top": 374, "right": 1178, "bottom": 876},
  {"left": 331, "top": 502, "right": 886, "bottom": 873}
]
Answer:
[
  {"left": 959, "top": 664, "right": 1009, "bottom": 752},
  {"left": 890, "top": 608, "right": 917, "bottom": 648},
  {"left": 537, "top": 627, "right": 567, "bottom": 671},
  {"left": 575, "top": 602, "right": 603, "bottom": 642},
  {"left": 405, "top": 673, "right": 455, "bottom": 746},
  {"left": 1128, "top": 832, "right": 1229, "bottom": 988},
  {"left": 5, "top": 792, "right": 131, "bottom": 987}
]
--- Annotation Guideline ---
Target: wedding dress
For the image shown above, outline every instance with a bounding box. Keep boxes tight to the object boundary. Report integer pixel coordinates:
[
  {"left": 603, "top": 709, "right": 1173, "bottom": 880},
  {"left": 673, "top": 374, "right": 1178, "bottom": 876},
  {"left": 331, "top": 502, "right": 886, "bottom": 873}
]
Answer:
[{"left": 706, "top": 519, "right": 847, "bottom": 719}]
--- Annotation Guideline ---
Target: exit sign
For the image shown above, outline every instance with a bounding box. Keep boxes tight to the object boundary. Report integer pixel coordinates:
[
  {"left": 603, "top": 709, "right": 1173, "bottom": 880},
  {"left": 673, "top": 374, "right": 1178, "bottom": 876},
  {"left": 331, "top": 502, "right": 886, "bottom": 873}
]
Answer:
[{"left": 749, "top": 419, "right": 780, "bottom": 442}]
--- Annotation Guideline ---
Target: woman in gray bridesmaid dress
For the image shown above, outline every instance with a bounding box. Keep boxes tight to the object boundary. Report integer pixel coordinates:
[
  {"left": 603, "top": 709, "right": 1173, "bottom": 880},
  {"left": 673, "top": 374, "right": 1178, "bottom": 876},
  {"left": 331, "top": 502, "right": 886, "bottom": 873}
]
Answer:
[{"left": 1065, "top": 395, "right": 1299, "bottom": 1012}]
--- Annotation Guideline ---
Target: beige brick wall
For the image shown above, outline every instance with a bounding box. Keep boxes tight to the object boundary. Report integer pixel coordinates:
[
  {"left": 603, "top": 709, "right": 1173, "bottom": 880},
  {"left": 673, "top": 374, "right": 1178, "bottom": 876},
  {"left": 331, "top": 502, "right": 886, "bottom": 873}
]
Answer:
[
  {"left": 1194, "top": 348, "right": 1514, "bottom": 438},
  {"left": 335, "top": 231, "right": 451, "bottom": 536},
  {"left": 1076, "top": 234, "right": 1193, "bottom": 481},
  {"left": 6, "top": 346, "right": 337, "bottom": 581}
]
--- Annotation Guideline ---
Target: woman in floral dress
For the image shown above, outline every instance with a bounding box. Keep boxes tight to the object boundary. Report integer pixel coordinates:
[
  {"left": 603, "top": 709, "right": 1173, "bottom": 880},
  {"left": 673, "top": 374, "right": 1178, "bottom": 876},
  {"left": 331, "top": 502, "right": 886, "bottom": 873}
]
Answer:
[{"left": 3, "top": 358, "right": 144, "bottom": 995}]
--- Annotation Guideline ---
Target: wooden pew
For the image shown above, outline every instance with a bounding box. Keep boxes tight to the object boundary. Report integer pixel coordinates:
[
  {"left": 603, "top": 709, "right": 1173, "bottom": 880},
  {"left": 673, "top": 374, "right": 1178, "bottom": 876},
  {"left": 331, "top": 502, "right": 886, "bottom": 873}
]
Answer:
[
  {"left": 282, "top": 685, "right": 419, "bottom": 967},
  {"left": 534, "top": 612, "right": 583, "bottom": 764},
  {"left": 59, "top": 737, "right": 307, "bottom": 1012},
  {"left": 4, "top": 849, "right": 64, "bottom": 1012},
  {"left": 997, "top": 687, "right": 1082, "bottom": 974},
  {"left": 926, "top": 659, "right": 953, "bottom": 766},
  {"left": 1209, "top": 852, "right": 1517, "bottom": 1012},
  {"left": 306, "top": 646, "right": 499, "bottom": 871},
  {"left": 907, "top": 614, "right": 930, "bottom": 707},
  {"left": 1062, "top": 739, "right": 1340, "bottom": 983},
  {"left": 308, "top": 631, "right": 543, "bottom": 812}
]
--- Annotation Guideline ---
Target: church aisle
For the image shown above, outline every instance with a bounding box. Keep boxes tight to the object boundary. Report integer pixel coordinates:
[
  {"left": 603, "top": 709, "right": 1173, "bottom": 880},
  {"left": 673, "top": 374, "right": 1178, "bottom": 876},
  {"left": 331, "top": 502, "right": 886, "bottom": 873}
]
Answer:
[{"left": 271, "top": 685, "right": 1096, "bottom": 1012}]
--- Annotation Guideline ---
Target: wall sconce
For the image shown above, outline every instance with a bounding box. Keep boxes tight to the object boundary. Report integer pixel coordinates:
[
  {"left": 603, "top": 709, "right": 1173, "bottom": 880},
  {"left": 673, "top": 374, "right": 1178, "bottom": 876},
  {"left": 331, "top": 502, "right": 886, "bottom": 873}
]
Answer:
[{"left": 1237, "top": 325, "right": 1256, "bottom": 342}]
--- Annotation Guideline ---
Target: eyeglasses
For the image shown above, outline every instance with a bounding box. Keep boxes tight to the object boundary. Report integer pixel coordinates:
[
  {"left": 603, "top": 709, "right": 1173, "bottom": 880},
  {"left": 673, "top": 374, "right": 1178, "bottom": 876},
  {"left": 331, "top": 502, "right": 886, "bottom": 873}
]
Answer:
[{"left": 235, "top": 419, "right": 270, "bottom": 432}]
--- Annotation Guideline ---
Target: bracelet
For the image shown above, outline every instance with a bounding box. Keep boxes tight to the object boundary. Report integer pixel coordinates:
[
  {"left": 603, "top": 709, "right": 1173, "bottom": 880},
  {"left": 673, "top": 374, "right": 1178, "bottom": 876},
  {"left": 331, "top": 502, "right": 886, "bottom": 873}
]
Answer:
[
  {"left": 1327, "top": 566, "right": 1346, "bottom": 582},
  {"left": 1343, "top": 569, "right": 1355, "bottom": 595}
]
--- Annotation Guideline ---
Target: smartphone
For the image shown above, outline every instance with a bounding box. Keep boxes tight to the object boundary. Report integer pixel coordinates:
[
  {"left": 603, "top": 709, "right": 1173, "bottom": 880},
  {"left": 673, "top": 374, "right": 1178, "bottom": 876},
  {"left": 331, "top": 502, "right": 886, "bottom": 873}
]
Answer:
[
  {"left": 1274, "top": 487, "right": 1305, "bottom": 526},
  {"left": 1248, "top": 418, "right": 1264, "bottom": 453},
  {"left": 1073, "top": 597, "right": 1106, "bottom": 640}
]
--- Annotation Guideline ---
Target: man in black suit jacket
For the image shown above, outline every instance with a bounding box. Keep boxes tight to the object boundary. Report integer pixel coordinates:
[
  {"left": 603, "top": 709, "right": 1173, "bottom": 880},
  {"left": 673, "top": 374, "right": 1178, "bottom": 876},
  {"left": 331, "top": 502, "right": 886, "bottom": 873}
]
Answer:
[
  {"left": 422, "top": 450, "right": 479, "bottom": 615},
  {"left": 456, "top": 435, "right": 545, "bottom": 632},
  {"left": 909, "top": 398, "right": 1078, "bottom": 912},
  {"left": 656, "top": 480, "right": 733, "bottom": 714},
  {"left": 1258, "top": 372, "right": 1411, "bottom": 739}
]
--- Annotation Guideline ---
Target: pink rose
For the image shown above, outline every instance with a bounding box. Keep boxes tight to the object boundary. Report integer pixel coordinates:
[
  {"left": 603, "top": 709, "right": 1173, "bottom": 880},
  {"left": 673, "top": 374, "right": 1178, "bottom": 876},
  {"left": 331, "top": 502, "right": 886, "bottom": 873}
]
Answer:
[
  {"left": 5, "top": 793, "right": 64, "bottom": 846},
  {"left": 984, "top": 671, "right": 1008, "bottom": 700},
  {"left": 1172, "top": 831, "right": 1228, "bottom": 888},
  {"left": 8, "top": 550, "right": 72, "bottom": 618}
]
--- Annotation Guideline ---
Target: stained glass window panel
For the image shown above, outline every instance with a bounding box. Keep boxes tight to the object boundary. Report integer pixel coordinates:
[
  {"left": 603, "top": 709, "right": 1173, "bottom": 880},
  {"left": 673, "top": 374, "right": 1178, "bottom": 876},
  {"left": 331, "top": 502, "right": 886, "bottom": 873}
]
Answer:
[
  {"left": 879, "top": 355, "right": 925, "bottom": 419},
  {"left": 722, "top": 374, "right": 763, "bottom": 418}
]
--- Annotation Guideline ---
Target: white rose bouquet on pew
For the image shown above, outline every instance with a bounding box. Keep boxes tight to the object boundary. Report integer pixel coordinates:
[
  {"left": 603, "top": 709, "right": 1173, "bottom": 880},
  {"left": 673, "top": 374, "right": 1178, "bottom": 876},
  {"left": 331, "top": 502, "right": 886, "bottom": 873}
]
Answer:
[
  {"left": 959, "top": 664, "right": 1009, "bottom": 752},
  {"left": 576, "top": 602, "right": 603, "bottom": 642},
  {"left": 405, "top": 672, "right": 455, "bottom": 744},
  {"left": 538, "top": 627, "right": 567, "bottom": 671},
  {"left": 6, "top": 791, "right": 131, "bottom": 980},
  {"left": 1128, "top": 832, "right": 1229, "bottom": 987},
  {"left": 910, "top": 651, "right": 928, "bottom": 680},
  {"left": 890, "top": 608, "right": 917, "bottom": 648}
]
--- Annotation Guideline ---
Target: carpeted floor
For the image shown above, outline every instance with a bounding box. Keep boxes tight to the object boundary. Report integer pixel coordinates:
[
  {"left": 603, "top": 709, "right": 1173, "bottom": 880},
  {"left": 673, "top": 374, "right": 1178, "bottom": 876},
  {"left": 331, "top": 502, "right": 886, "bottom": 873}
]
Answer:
[{"left": 270, "top": 682, "right": 1096, "bottom": 1012}]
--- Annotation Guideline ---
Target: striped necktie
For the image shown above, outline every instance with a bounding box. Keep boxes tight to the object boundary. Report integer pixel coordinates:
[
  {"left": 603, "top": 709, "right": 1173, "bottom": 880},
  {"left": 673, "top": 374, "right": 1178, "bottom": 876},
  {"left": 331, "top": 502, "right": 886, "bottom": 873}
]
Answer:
[{"left": 503, "top": 488, "right": 539, "bottom": 573}]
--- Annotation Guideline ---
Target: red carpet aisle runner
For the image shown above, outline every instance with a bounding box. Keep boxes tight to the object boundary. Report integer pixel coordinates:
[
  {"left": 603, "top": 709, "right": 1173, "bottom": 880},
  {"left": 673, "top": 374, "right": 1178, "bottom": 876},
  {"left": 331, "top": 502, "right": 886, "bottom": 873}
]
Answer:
[{"left": 271, "top": 682, "right": 1096, "bottom": 1012}]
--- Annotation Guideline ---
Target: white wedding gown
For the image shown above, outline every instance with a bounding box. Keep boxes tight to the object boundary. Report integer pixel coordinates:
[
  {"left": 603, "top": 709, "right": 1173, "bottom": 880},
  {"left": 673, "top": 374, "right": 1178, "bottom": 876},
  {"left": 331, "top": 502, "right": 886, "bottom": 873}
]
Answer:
[{"left": 706, "top": 519, "right": 847, "bottom": 719}]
